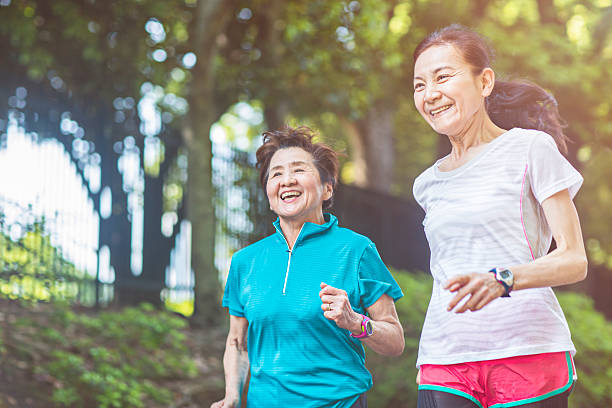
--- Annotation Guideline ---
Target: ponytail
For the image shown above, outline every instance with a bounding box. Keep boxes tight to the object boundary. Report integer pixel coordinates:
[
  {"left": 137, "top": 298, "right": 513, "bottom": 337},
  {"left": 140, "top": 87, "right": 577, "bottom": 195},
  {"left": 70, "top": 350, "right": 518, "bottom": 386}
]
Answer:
[{"left": 486, "top": 80, "right": 569, "bottom": 154}]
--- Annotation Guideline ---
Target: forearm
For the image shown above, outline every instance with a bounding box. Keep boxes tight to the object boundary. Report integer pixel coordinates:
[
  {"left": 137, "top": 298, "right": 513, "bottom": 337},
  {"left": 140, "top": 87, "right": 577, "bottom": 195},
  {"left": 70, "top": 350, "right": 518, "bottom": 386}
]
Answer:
[
  {"left": 511, "top": 246, "right": 587, "bottom": 291},
  {"left": 358, "top": 318, "right": 404, "bottom": 356},
  {"left": 222, "top": 337, "right": 250, "bottom": 403},
  {"left": 510, "top": 188, "right": 588, "bottom": 291}
]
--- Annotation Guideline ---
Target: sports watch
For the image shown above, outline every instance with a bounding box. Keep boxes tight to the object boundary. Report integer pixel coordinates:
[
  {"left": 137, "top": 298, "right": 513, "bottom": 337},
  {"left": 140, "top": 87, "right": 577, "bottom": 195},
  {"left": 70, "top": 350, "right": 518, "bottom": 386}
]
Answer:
[
  {"left": 350, "top": 314, "right": 373, "bottom": 339},
  {"left": 489, "top": 267, "right": 514, "bottom": 297}
]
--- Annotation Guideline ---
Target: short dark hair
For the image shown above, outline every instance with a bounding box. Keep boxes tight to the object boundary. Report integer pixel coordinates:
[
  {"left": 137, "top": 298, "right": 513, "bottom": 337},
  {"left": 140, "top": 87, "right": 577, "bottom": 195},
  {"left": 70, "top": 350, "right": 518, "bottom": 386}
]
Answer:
[{"left": 255, "top": 126, "right": 339, "bottom": 209}]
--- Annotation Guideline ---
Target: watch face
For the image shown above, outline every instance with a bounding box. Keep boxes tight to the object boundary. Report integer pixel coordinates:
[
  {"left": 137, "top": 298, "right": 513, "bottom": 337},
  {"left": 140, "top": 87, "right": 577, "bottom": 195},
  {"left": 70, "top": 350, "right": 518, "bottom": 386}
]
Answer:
[
  {"left": 365, "top": 320, "right": 374, "bottom": 336},
  {"left": 497, "top": 268, "right": 514, "bottom": 287}
]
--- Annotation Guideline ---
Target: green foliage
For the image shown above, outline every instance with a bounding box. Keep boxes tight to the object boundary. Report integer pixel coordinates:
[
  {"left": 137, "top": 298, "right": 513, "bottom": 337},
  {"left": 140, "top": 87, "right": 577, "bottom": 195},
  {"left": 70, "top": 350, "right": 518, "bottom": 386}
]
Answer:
[
  {"left": 366, "top": 271, "right": 612, "bottom": 408},
  {"left": 558, "top": 291, "right": 612, "bottom": 407},
  {"left": 0, "top": 222, "right": 93, "bottom": 304},
  {"left": 4, "top": 302, "right": 196, "bottom": 408},
  {"left": 366, "top": 270, "right": 431, "bottom": 407}
]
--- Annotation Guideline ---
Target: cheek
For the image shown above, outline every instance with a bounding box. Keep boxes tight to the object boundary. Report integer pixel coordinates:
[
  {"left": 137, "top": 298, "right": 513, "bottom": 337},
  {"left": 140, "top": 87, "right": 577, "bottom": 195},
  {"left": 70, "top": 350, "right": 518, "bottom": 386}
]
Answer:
[
  {"left": 265, "top": 180, "right": 277, "bottom": 201},
  {"left": 414, "top": 93, "right": 427, "bottom": 116}
]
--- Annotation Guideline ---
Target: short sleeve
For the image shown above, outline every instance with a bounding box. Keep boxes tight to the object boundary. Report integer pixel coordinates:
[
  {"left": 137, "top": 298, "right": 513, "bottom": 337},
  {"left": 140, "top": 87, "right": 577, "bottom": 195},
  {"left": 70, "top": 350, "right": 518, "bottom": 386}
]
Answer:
[
  {"left": 222, "top": 256, "right": 245, "bottom": 317},
  {"left": 528, "top": 133, "right": 583, "bottom": 204},
  {"left": 358, "top": 242, "right": 404, "bottom": 309}
]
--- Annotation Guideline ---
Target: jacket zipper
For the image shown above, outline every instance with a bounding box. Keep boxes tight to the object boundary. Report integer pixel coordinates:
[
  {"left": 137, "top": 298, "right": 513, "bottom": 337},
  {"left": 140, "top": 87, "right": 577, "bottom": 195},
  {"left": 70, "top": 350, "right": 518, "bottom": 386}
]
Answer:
[
  {"left": 280, "top": 225, "right": 304, "bottom": 295},
  {"left": 282, "top": 249, "right": 292, "bottom": 295}
]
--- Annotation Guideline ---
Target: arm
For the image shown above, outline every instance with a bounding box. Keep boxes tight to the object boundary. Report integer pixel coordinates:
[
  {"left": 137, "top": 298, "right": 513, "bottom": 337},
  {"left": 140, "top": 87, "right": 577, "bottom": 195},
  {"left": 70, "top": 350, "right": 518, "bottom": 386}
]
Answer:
[
  {"left": 446, "top": 188, "right": 588, "bottom": 313},
  {"left": 361, "top": 294, "right": 405, "bottom": 356},
  {"left": 210, "top": 315, "right": 250, "bottom": 408},
  {"left": 319, "top": 283, "right": 405, "bottom": 356}
]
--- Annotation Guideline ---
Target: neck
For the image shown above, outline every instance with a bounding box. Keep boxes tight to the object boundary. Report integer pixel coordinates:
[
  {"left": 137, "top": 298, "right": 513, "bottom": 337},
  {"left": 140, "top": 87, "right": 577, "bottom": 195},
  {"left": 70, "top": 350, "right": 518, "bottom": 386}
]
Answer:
[
  {"left": 447, "top": 109, "right": 506, "bottom": 160},
  {"left": 279, "top": 211, "right": 326, "bottom": 249}
]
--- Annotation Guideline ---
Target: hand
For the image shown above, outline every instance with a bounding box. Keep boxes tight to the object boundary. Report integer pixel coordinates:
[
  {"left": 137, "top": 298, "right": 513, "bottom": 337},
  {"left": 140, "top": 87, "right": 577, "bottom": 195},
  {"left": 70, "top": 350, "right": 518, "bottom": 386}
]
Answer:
[
  {"left": 319, "top": 282, "right": 362, "bottom": 333},
  {"left": 416, "top": 369, "right": 421, "bottom": 385},
  {"left": 444, "top": 273, "right": 505, "bottom": 313},
  {"left": 210, "top": 396, "right": 239, "bottom": 408}
]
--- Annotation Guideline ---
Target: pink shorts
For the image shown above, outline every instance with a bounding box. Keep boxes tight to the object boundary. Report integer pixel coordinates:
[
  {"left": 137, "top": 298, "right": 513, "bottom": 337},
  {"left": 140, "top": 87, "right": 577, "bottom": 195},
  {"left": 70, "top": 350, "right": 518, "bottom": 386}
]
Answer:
[{"left": 418, "top": 352, "right": 575, "bottom": 408}]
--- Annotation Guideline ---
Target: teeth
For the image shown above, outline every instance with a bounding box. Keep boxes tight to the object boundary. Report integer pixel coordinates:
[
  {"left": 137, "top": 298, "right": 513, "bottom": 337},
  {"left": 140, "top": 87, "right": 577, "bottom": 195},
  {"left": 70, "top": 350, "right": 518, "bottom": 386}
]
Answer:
[
  {"left": 430, "top": 105, "right": 452, "bottom": 115},
  {"left": 281, "top": 191, "right": 301, "bottom": 200}
]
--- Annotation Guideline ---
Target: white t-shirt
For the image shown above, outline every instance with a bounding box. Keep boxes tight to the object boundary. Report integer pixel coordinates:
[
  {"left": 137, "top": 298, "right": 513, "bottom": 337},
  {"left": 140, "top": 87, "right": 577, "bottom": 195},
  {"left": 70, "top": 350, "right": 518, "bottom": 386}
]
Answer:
[{"left": 413, "top": 127, "right": 583, "bottom": 367}]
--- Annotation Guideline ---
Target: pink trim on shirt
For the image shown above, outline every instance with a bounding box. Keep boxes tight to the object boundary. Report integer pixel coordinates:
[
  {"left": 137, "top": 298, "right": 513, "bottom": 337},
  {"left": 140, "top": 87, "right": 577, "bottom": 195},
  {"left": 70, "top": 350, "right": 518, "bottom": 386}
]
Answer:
[{"left": 521, "top": 164, "right": 536, "bottom": 261}]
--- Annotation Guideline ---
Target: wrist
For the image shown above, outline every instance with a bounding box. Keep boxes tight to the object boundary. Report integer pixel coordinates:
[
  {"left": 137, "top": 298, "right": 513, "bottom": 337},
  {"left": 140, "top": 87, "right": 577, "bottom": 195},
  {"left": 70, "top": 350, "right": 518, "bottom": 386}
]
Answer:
[
  {"left": 349, "top": 312, "right": 364, "bottom": 334},
  {"left": 489, "top": 267, "right": 514, "bottom": 297},
  {"left": 224, "top": 390, "right": 240, "bottom": 402},
  {"left": 349, "top": 313, "right": 374, "bottom": 338}
]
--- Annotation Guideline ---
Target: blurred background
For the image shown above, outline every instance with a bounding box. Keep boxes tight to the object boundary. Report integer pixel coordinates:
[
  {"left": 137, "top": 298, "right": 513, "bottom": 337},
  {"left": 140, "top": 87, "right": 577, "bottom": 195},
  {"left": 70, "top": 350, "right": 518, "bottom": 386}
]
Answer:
[{"left": 1, "top": 0, "right": 611, "bottom": 407}]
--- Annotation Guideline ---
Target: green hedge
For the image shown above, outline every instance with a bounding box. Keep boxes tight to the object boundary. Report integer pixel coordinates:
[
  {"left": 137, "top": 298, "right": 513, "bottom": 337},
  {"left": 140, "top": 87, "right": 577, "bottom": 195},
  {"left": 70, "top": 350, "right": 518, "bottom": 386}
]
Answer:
[
  {"left": 2, "top": 302, "right": 197, "bottom": 408},
  {"left": 366, "top": 270, "right": 612, "bottom": 408}
]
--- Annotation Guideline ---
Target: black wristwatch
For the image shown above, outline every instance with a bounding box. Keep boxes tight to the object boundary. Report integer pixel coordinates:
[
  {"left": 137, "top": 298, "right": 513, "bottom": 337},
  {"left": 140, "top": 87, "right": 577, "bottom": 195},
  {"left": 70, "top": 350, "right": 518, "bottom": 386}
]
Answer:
[{"left": 489, "top": 267, "right": 514, "bottom": 297}]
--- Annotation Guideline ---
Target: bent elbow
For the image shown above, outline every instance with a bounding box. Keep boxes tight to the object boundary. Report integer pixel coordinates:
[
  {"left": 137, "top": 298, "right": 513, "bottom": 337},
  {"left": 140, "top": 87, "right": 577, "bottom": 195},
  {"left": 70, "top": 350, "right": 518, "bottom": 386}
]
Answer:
[
  {"left": 390, "top": 331, "right": 406, "bottom": 357},
  {"left": 577, "top": 256, "right": 588, "bottom": 281},
  {"left": 394, "top": 339, "right": 406, "bottom": 357}
]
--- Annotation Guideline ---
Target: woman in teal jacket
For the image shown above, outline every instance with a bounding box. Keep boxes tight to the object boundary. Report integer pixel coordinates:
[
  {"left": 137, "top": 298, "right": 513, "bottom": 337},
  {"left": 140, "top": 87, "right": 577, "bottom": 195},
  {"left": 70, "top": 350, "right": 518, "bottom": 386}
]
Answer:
[{"left": 211, "top": 126, "right": 405, "bottom": 408}]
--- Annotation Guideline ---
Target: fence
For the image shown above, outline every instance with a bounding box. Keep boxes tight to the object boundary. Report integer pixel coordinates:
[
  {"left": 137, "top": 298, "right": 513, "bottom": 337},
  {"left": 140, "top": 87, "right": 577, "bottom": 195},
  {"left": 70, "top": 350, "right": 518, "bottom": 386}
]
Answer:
[
  {"left": 0, "top": 132, "right": 429, "bottom": 311},
  {"left": 0, "top": 196, "right": 109, "bottom": 305}
]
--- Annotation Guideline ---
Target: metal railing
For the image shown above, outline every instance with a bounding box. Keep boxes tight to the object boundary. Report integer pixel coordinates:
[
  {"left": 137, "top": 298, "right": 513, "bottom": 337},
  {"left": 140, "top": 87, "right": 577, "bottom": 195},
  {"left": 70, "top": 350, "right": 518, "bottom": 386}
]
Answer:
[{"left": 0, "top": 197, "right": 108, "bottom": 305}]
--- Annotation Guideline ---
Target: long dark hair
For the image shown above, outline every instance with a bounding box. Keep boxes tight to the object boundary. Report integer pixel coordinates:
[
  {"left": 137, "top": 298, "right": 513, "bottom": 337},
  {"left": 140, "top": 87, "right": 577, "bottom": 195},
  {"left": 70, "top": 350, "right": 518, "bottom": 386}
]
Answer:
[{"left": 413, "top": 24, "right": 569, "bottom": 154}]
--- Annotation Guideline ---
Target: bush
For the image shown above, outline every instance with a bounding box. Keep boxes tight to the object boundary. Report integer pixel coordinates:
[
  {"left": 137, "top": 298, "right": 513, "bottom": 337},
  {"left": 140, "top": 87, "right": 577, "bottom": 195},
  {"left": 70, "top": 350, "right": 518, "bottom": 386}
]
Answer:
[
  {"left": 4, "top": 302, "right": 197, "bottom": 408},
  {"left": 366, "top": 270, "right": 612, "bottom": 408},
  {"left": 558, "top": 291, "right": 612, "bottom": 407},
  {"left": 366, "top": 270, "right": 430, "bottom": 407}
]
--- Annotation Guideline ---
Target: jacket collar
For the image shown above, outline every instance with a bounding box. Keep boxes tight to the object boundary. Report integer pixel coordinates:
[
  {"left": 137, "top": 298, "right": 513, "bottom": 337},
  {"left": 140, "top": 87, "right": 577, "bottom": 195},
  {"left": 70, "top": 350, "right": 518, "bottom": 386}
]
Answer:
[{"left": 273, "top": 213, "right": 337, "bottom": 247}]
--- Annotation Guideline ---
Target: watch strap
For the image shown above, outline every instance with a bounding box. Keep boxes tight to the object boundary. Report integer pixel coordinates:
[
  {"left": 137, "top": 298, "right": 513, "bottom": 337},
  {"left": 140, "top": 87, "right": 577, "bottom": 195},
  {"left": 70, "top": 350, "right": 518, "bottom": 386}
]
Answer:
[
  {"left": 489, "top": 268, "right": 512, "bottom": 297},
  {"left": 350, "top": 314, "right": 371, "bottom": 339}
]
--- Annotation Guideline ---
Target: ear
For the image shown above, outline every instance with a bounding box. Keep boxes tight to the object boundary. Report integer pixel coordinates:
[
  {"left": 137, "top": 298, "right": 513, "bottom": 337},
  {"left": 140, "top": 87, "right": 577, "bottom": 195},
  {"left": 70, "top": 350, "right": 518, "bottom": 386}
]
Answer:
[
  {"left": 323, "top": 182, "right": 333, "bottom": 201},
  {"left": 480, "top": 67, "right": 495, "bottom": 97}
]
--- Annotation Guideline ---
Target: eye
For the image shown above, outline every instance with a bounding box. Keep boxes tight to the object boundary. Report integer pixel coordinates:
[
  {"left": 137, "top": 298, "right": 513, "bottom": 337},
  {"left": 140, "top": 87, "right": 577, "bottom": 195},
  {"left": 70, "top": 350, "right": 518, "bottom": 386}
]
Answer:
[
  {"left": 436, "top": 74, "right": 451, "bottom": 82},
  {"left": 294, "top": 168, "right": 305, "bottom": 173},
  {"left": 271, "top": 171, "right": 282, "bottom": 178},
  {"left": 414, "top": 83, "right": 425, "bottom": 92}
]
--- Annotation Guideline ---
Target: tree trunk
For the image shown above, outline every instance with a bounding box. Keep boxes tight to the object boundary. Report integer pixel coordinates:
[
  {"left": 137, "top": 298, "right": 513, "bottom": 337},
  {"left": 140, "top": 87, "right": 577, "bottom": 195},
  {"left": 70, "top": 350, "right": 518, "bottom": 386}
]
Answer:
[
  {"left": 536, "top": 0, "right": 560, "bottom": 24},
  {"left": 185, "top": 0, "right": 234, "bottom": 326},
  {"left": 342, "top": 102, "right": 395, "bottom": 194},
  {"left": 260, "top": 0, "right": 290, "bottom": 131}
]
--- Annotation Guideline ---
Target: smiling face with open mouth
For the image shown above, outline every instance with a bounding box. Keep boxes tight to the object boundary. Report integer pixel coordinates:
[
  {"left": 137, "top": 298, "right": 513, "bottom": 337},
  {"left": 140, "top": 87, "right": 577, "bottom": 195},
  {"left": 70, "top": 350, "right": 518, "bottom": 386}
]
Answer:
[
  {"left": 266, "top": 147, "right": 332, "bottom": 225},
  {"left": 413, "top": 44, "right": 490, "bottom": 138}
]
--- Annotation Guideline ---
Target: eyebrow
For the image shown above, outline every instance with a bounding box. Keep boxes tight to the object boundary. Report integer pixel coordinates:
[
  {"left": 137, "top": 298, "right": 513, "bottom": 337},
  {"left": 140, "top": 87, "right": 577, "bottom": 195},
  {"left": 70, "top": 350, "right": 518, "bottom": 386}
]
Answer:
[
  {"left": 414, "top": 65, "right": 455, "bottom": 81},
  {"left": 269, "top": 161, "right": 310, "bottom": 171}
]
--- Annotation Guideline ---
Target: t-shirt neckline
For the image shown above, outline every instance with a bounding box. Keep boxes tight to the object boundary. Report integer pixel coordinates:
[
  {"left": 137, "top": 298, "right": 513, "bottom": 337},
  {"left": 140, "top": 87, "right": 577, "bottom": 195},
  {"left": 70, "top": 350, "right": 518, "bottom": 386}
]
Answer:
[{"left": 433, "top": 128, "right": 516, "bottom": 179}]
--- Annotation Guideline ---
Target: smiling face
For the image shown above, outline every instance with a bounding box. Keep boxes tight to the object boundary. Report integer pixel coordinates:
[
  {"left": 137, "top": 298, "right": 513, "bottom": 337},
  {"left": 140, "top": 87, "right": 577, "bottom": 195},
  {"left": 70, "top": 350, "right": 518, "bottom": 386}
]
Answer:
[
  {"left": 413, "top": 44, "right": 494, "bottom": 137},
  {"left": 266, "top": 147, "right": 333, "bottom": 224}
]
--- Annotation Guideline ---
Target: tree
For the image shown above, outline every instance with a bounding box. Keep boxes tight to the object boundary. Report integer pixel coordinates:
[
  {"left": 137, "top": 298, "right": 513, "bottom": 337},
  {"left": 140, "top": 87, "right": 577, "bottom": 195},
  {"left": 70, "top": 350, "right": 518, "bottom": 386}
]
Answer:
[{"left": 184, "top": 0, "right": 236, "bottom": 325}]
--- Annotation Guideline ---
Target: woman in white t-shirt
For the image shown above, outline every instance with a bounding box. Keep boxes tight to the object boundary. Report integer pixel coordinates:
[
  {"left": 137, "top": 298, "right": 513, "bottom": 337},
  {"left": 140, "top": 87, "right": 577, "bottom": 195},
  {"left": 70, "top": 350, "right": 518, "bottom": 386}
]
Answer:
[{"left": 411, "top": 25, "right": 587, "bottom": 408}]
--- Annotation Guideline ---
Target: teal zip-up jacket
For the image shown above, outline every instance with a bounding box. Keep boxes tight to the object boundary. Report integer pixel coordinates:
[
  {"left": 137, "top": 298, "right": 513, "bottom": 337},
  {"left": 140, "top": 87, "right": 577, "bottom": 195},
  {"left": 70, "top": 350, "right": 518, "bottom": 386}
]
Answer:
[{"left": 223, "top": 213, "right": 403, "bottom": 408}]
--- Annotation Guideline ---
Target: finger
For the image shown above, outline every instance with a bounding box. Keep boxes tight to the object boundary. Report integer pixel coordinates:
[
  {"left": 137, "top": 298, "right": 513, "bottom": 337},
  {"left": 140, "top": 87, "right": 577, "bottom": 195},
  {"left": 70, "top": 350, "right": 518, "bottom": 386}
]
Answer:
[
  {"left": 447, "top": 287, "right": 472, "bottom": 311},
  {"left": 323, "top": 310, "right": 336, "bottom": 320},
  {"left": 320, "top": 295, "right": 335, "bottom": 304},
  {"left": 444, "top": 275, "right": 470, "bottom": 290},
  {"left": 457, "top": 287, "right": 487, "bottom": 313},
  {"left": 474, "top": 291, "right": 500, "bottom": 311},
  {"left": 447, "top": 282, "right": 462, "bottom": 292},
  {"left": 320, "top": 302, "right": 334, "bottom": 312},
  {"left": 320, "top": 284, "right": 343, "bottom": 296},
  {"left": 320, "top": 281, "right": 327, "bottom": 289}
]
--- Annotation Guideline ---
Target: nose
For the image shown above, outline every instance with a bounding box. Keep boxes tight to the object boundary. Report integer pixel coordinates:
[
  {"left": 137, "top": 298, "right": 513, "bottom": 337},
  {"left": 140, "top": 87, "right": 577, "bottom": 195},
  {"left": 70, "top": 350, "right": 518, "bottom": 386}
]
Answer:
[
  {"left": 280, "top": 172, "right": 296, "bottom": 186},
  {"left": 424, "top": 84, "right": 441, "bottom": 104}
]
